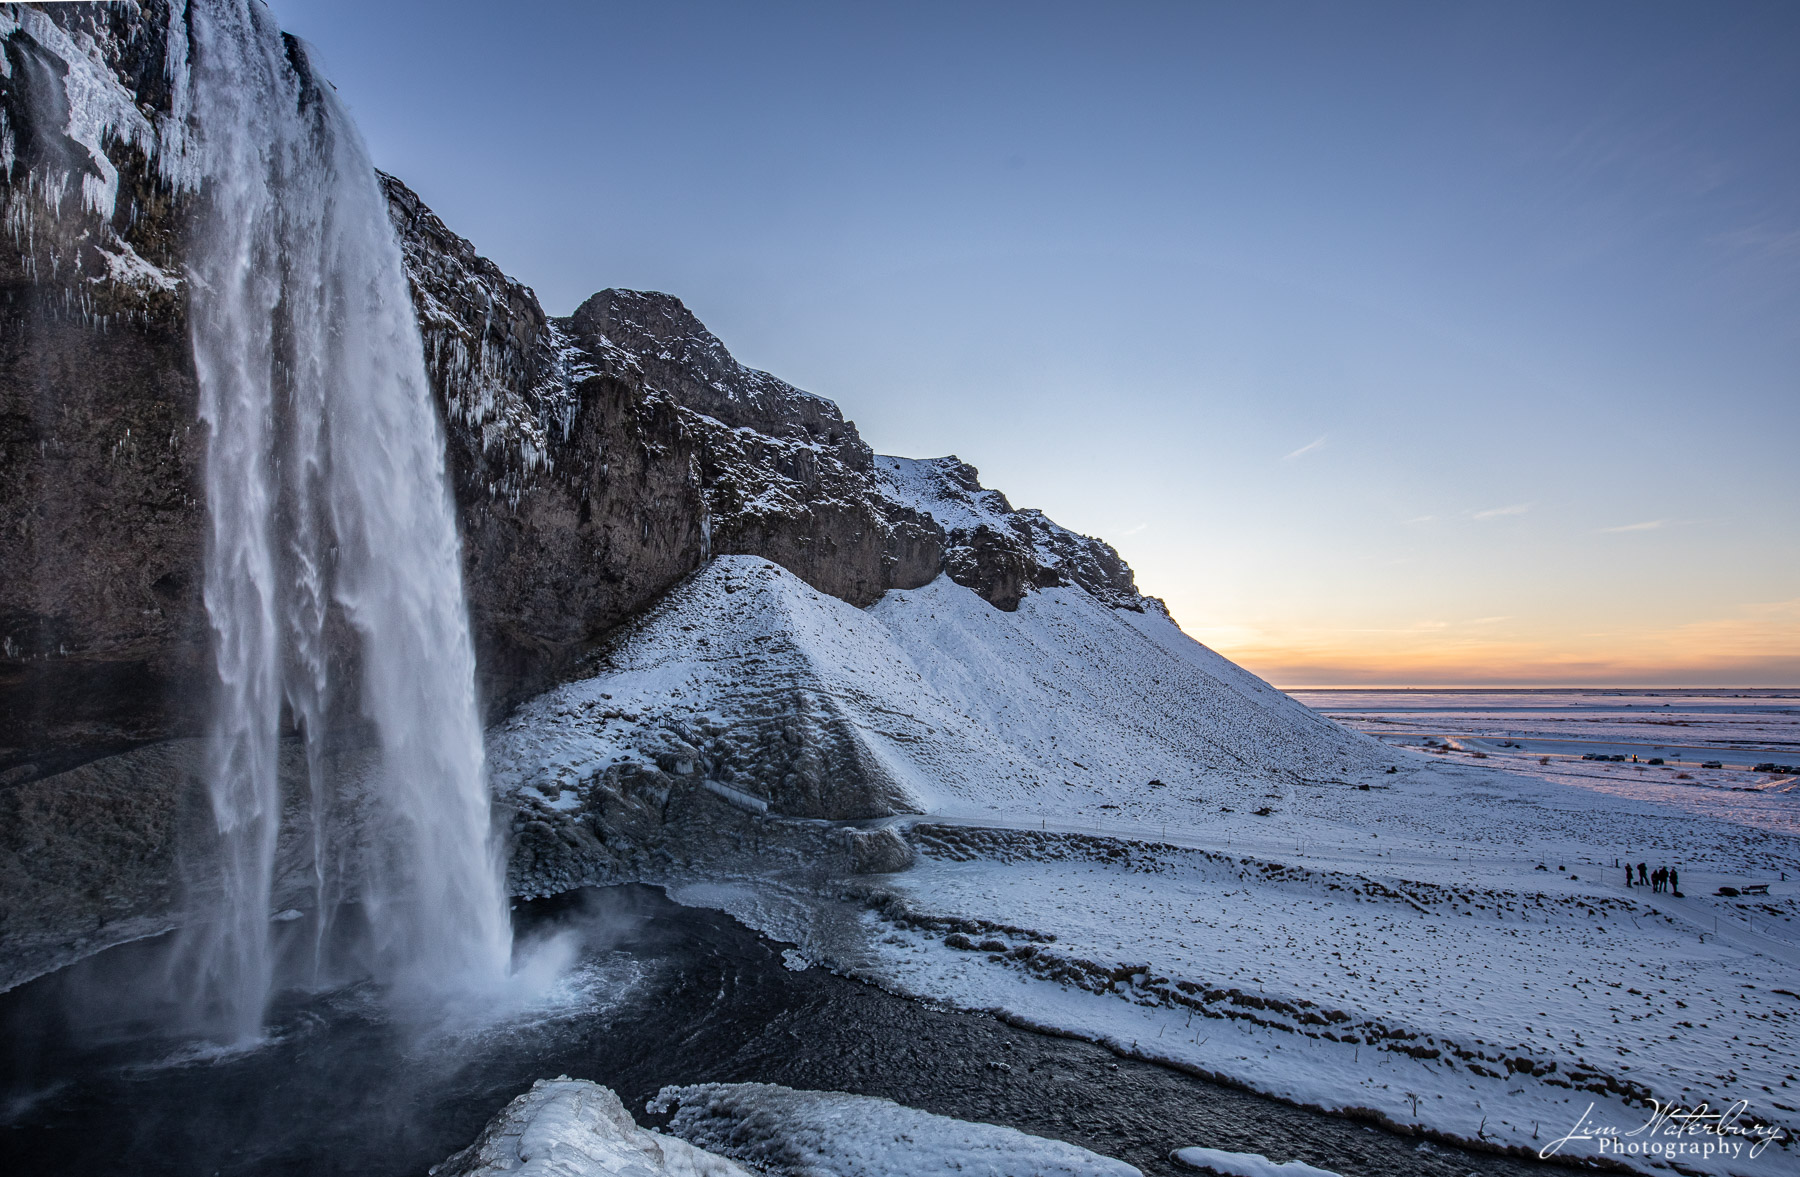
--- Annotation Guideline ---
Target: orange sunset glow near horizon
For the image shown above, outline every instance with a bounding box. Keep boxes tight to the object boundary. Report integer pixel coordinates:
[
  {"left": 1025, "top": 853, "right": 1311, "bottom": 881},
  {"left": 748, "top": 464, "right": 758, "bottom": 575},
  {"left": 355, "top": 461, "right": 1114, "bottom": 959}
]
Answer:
[{"left": 1174, "top": 597, "right": 1800, "bottom": 690}]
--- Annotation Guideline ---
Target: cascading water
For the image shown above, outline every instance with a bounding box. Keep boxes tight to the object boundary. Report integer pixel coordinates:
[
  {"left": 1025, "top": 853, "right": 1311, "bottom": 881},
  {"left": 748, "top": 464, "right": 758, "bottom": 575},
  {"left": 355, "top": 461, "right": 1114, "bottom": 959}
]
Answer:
[{"left": 171, "top": 0, "right": 511, "bottom": 1041}]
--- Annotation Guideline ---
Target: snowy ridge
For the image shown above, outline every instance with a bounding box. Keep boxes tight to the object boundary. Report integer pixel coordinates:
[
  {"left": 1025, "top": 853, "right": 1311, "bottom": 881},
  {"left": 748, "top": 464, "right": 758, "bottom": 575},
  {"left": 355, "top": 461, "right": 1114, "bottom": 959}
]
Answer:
[
  {"left": 875, "top": 455, "right": 1017, "bottom": 538},
  {"left": 491, "top": 555, "right": 1376, "bottom": 827}
]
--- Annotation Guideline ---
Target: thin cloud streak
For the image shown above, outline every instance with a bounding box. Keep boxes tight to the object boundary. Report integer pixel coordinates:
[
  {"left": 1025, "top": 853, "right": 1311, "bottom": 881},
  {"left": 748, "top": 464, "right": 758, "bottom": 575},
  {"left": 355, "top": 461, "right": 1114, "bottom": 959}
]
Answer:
[
  {"left": 1472, "top": 502, "right": 1532, "bottom": 519},
  {"left": 1600, "top": 519, "right": 1664, "bottom": 533},
  {"left": 1282, "top": 435, "right": 1327, "bottom": 461}
]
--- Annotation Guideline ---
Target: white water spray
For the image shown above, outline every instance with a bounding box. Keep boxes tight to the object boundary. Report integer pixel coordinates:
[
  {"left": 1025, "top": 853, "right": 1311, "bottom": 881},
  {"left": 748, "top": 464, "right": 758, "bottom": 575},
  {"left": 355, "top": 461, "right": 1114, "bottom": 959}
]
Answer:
[{"left": 173, "top": 0, "right": 510, "bottom": 1040}]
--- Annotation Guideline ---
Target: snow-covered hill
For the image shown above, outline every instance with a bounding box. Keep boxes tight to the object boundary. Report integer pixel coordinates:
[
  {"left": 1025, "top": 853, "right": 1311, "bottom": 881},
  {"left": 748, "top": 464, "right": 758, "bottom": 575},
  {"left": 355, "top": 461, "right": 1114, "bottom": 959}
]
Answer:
[{"left": 491, "top": 555, "right": 1383, "bottom": 842}]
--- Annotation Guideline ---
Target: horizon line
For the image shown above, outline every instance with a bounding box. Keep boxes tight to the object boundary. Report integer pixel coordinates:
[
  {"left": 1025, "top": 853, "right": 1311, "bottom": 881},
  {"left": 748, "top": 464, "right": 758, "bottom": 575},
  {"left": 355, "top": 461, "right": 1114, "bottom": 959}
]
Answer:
[{"left": 1276, "top": 684, "right": 1800, "bottom": 692}]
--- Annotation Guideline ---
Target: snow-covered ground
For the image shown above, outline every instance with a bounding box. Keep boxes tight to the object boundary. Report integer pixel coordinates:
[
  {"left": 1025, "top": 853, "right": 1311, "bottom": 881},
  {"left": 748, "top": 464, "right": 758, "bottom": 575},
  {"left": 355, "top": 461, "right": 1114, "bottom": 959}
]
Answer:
[
  {"left": 837, "top": 818, "right": 1795, "bottom": 1175},
  {"left": 1171, "top": 1146, "right": 1344, "bottom": 1177},
  {"left": 491, "top": 559, "right": 1800, "bottom": 1174}
]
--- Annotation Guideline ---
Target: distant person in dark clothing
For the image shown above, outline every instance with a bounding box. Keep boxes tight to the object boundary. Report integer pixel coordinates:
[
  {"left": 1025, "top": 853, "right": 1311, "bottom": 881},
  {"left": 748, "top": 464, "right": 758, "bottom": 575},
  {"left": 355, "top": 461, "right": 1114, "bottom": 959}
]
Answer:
[
  {"left": 1625, "top": 864, "right": 1634, "bottom": 887},
  {"left": 1638, "top": 863, "right": 1649, "bottom": 886},
  {"left": 1652, "top": 868, "right": 1662, "bottom": 892},
  {"left": 1670, "top": 867, "right": 1679, "bottom": 893}
]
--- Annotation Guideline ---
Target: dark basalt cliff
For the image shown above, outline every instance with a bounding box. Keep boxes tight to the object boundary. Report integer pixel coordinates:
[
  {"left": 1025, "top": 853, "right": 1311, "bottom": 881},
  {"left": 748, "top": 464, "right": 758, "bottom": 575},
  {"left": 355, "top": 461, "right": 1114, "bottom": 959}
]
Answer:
[
  {"left": 378, "top": 173, "right": 1151, "bottom": 720},
  {"left": 0, "top": 1, "right": 1155, "bottom": 986},
  {"left": 0, "top": 1, "right": 209, "bottom": 777}
]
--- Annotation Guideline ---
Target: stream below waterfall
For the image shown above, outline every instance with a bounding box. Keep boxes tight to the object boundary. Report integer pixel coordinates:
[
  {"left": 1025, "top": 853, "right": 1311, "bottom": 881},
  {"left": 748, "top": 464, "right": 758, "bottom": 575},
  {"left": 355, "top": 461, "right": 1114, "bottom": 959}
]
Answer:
[{"left": 0, "top": 886, "right": 1557, "bottom": 1177}]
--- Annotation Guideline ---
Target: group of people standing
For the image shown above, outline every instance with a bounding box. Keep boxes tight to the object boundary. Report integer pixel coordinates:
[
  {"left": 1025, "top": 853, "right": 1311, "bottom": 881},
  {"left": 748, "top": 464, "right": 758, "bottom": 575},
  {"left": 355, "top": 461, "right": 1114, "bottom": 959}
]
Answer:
[{"left": 1625, "top": 861, "right": 1678, "bottom": 893}]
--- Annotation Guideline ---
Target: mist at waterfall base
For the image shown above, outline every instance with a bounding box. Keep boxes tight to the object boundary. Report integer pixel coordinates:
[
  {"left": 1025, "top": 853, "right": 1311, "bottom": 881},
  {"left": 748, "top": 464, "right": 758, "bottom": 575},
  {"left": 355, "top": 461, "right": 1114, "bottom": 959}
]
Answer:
[
  {"left": 159, "top": 0, "right": 526, "bottom": 1041},
  {"left": 1, "top": 889, "right": 648, "bottom": 1176}
]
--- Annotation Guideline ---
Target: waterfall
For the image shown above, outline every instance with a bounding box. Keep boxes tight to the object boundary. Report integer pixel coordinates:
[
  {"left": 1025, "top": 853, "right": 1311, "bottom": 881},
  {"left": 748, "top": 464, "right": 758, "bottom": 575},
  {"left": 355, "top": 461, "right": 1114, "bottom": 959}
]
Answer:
[{"left": 172, "top": 0, "right": 511, "bottom": 1041}]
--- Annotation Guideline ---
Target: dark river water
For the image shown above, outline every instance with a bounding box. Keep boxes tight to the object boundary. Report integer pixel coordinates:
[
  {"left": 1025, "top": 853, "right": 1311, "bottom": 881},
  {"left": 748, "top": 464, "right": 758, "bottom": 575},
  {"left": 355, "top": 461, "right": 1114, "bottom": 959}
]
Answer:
[{"left": 0, "top": 885, "right": 1558, "bottom": 1177}]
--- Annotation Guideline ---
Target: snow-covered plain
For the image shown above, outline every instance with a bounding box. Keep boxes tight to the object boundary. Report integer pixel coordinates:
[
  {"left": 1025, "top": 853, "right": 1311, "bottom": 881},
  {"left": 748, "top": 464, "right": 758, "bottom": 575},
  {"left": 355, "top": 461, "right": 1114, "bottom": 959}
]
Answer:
[
  {"left": 491, "top": 558, "right": 1799, "bottom": 1174},
  {"left": 1302, "top": 688, "right": 1800, "bottom": 768}
]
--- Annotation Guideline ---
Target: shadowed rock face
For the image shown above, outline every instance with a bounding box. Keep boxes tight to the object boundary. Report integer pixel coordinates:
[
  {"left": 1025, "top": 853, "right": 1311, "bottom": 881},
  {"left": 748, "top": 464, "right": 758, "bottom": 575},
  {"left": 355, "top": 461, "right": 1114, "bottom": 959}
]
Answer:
[
  {"left": 0, "top": 2, "right": 1159, "bottom": 984},
  {"left": 0, "top": 737, "right": 357, "bottom": 993},
  {"left": 556, "top": 288, "right": 947, "bottom": 609},
  {"left": 0, "top": 1, "right": 208, "bottom": 771},
  {"left": 569, "top": 289, "right": 872, "bottom": 471},
  {"left": 381, "top": 176, "right": 712, "bottom": 719}
]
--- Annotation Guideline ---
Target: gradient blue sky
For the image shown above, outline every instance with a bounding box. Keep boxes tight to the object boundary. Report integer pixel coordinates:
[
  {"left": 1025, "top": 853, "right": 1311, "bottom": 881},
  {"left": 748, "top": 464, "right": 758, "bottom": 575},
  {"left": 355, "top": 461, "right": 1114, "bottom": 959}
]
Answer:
[{"left": 277, "top": 0, "right": 1799, "bottom": 685}]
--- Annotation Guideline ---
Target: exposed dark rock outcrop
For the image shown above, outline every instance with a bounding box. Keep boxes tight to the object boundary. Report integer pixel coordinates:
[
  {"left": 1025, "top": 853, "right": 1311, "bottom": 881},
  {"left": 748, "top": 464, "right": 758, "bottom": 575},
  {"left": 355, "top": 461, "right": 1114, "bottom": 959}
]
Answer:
[
  {"left": 381, "top": 176, "right": 710, "bottom": 717},
  {"left": 569, "top": 288, "right": 870, "bottom": 471}
]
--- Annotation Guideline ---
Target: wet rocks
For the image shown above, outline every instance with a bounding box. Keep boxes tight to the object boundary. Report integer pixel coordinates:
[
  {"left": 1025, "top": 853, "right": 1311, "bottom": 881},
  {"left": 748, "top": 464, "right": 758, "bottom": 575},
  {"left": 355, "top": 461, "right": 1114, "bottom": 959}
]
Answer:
[{"left": 847, "top": 826, "right": 915, "bottom": 875}]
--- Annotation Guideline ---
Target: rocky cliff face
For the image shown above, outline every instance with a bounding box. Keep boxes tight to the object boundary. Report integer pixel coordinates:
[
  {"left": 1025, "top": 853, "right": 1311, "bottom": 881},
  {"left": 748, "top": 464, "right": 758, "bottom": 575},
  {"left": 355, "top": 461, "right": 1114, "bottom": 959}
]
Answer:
[
  {"left": 0, "top": 1, "right": 207, "bottom": 773},
  {"left": 380, "top": 174, "right": 711, "bottom": 718},
  {"left": 0, "top": 0, "right": 1167, "bottom": 987},
  {"left": 380, "top": 179, "right": 1156, "bottom": 719}
]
